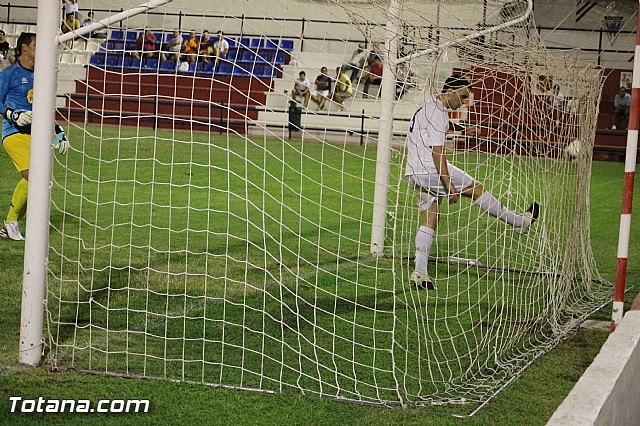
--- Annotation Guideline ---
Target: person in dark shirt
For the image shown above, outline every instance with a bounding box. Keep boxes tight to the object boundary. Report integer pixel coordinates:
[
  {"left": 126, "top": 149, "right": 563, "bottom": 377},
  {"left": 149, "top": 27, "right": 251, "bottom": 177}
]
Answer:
[
  {"left": 0, "top": 30, "right": 10, "bottom": 59},
  {"left": 312, "top": 66, "right": 332, "bottom": 110},
  {"left": 198, "top": 30, "right": 214, "bottom": 63}
]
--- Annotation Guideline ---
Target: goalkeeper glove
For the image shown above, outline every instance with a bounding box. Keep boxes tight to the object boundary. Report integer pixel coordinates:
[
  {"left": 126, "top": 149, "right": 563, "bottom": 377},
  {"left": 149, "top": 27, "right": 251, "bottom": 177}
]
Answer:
[
  {"left": 6, "top": 109, "right": 33, "bottom": 127},
  {"left": 54, "top": 124, "right": 70, "bottom": 155}
]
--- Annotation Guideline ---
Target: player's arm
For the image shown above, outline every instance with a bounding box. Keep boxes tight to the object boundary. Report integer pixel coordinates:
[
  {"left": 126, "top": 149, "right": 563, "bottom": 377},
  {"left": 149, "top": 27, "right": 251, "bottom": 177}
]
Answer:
[
  {"left": 449, "top": 120, "right": 478, "bottom": 137},
  {"left": 431, "top": 145, "right": 458, "bottom": 204},
  {"left": 0, "top": 70, "right": 32, "bottom": 128}
]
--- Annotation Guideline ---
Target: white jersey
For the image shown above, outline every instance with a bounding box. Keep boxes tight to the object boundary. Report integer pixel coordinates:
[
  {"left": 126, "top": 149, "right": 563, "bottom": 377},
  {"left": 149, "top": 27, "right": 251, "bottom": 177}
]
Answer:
[
  {"left": 294, "top": 77, "right": 311, "bottom": 92},
  {"left": 214, "top": 38, "right": 229, "bottom": 53},
  {"left": 405, "top": 96, "right": 449, "bottom": 176}
]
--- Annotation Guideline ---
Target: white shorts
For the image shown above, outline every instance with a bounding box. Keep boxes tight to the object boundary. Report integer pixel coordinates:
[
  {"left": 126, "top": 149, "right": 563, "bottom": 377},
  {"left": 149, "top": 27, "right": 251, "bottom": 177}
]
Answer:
[
  {"left": 314, "top": 89, "right": 330, "bottom": 98},
  {"left": 407, "top": 164, "right": 475, "bottom": 211}
]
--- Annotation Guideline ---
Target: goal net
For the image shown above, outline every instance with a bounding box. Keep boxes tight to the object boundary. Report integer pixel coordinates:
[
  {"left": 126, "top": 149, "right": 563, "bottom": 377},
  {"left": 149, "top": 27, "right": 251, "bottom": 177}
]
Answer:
[{"left": 45, "top": 0, "right": 611, "bottom": 415}]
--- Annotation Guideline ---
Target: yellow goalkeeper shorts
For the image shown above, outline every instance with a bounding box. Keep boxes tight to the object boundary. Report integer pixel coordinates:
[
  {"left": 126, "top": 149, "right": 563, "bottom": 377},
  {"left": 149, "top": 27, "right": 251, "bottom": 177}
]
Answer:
[{"left": 3, "top": 133, "right": 31, "bottom": 172}]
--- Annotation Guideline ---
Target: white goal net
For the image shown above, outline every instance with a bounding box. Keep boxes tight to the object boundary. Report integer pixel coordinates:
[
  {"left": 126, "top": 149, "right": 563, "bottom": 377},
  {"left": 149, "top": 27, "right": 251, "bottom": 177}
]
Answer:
[{"left": 44, "top": 0, "right": 611, "bottom": 415}]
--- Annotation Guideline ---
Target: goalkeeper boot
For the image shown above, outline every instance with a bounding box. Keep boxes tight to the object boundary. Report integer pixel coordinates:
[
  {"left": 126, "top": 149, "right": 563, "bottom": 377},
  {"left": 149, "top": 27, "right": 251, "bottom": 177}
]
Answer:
[
  {"left": 518, "top": 202, "right": 540, "bottom": 234},
  {"left": 410, "top": 271, "right": 435, "bottom": 290},
  {"left": 3, "top": 221, "right": 25, "bottom": 241}
]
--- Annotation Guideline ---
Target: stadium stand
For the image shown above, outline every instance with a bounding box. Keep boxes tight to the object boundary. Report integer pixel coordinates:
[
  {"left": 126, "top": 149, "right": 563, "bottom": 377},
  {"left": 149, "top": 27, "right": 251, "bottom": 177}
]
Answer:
[{"left": 60, "top": 30, "right": 295, "bottom": 133}]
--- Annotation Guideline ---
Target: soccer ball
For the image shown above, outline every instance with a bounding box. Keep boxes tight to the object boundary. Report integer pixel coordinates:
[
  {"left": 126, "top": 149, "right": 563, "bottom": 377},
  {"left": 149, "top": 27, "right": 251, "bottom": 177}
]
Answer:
[{"left": 564, "top": 139, "right": 583, "bottom": 160}]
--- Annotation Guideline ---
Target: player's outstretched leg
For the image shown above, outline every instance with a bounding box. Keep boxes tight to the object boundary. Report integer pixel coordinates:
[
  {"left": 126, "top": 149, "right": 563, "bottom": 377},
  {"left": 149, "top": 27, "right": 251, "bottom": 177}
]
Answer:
[
  {"left": 517, "top": 202, "right": 540, "bottom": 234},
  {"left": 474, "top": 191, "right": 540, "bottom": 233},
  {"left": 411, "top": 225, "right": 436, "bottom": 290}
]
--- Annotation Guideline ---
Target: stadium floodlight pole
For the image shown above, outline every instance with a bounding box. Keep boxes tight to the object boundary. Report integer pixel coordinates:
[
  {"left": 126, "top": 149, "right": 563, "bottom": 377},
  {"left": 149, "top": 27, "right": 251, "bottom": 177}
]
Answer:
[
  {"left": 611, "top": 3, "right": 639, "bottom": 332},
  {"left": 20, "top": 0, "right": 173, "bottom": 366},
  {"left": 370, "top": 0, "right": 400, "bottom": 257}
]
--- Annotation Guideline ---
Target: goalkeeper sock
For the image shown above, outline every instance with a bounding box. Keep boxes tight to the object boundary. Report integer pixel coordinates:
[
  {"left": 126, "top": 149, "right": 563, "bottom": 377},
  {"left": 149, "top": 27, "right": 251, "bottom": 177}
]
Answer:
[
  {"left": 475, "top": 191, "right": 524, "bottom": 228},
  {"left": 414, "top": 226, "right": 435, "bottom": 275},
  {"left": 6, "top": 178, "right": 28, "bottom": 222}
]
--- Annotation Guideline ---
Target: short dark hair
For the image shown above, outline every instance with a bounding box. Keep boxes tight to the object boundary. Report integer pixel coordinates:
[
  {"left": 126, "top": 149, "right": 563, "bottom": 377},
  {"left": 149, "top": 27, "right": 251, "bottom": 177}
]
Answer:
[
  {"left": 203, "top": 30, "right": 209, "bottom": 34},
  {"left": 442, "top": 74, "right": 471, "bottom": 93},
  {"left": 299, "top": 71, "right": 305, "bottom": 76},
  {"left": 16, "top": 32, "right": 36, "bottom": 57}
]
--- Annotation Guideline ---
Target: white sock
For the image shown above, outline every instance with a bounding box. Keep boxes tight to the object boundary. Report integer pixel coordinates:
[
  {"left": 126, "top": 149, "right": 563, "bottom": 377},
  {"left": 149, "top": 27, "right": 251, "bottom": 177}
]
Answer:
[
  {"left": 415, "top": 226, "right": 435, "bottom": 274},
  {"left": 475, "top": 192, "right": 524, "bottom": 228}
]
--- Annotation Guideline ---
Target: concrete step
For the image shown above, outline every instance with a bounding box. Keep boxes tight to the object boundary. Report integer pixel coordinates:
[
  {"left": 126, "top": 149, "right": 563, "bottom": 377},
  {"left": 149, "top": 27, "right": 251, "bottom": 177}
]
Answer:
[{"left": 256, "top": 109, "right": 410, "bottom": 135}]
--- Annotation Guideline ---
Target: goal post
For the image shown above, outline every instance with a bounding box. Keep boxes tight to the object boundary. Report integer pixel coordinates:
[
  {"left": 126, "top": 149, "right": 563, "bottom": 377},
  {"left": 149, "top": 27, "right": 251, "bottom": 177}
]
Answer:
[
  {"left": 34, "top": 0, "right": 613, "bottom": 415},
  {"left": 20, "top": 0, "right": 173, "bottom": 366},
  {"left": 611, "top": 3, "right": 639, "bottom": 331}
]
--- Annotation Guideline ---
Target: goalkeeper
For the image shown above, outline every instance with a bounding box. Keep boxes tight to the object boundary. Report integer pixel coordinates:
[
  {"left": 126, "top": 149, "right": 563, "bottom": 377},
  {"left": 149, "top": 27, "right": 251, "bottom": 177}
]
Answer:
[
  {"left": 0, "top": 33, "right": 69, "bottom": 241},
  {"left": 405, "top": 75, "right": 539, "bottom": 290}
]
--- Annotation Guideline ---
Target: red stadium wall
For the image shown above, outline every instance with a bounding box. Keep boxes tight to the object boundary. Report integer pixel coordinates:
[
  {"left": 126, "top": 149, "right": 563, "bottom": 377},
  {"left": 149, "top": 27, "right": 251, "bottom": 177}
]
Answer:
[{"left": 59, "top": 67, "right": 274, "bottom": 133}]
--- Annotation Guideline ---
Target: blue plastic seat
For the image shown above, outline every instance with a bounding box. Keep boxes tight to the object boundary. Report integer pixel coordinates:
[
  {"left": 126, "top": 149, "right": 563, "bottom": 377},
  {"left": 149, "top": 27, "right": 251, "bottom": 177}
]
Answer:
[
  {"left": 241, "top": 51, "right": 256, "bottom": 62},
  {"left": 256, "top": 52, "right": 273, "bottom": 63},
  {"left": 280, "top": 39, "right": 294, "bottom": 51},
  {"left": 232, "top": 63, "right": 249, "bottom": 77},
  {"left": 250, "top": 38, "right": 264, "bottom": 49},
  {"left": 203, "top": 62, "right": 214, "bottom": 74},
  {"left": 219, "top": 63, "right": 232, "bottom": 75},
  {"left": 105, "top": 54, "right": 120, "bottom": 67},
  {"left": 89, "top": 54, "right": 105, "bottom": 66},
  {"left": 238, "top": 37, "right": 250, "bottom": 48},
  {"left": 266, "top": 39, "right": 279, "bottom": 50},
  {"left": 112, "top": 41, "right": 125, "bottom": 51},
  {"left": 275, "top": 52, "right": 286, "bottom": 65},
  {"left": 160, "top": 60, "right": 176, "bottom": 72},
  {"left": 144, "top": 58, "right": 159, "bottom": 70},
  {"left": 110, "top": 30, "right": 124, "bottom": 41},
  {"left": 128, "top": 57, "right": 141, "bottom": 69},
  {"left": 126, "top": 31, "right": 138, "bottom": 42},
  {"left": 226, "top": 50, "right": 237, "bottom": 61}
]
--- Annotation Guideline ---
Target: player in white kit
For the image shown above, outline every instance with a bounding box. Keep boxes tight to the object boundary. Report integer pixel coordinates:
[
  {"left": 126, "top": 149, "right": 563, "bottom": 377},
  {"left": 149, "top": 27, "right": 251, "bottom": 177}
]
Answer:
[{"left": 405, "top": 75, "right": 539, "bottom": 290}]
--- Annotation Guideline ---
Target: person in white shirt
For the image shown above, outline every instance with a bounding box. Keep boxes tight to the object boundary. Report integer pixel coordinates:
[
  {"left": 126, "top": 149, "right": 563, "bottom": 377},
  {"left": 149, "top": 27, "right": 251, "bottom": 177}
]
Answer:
[
  {"left": 291, "top": 71, "right": 312, "bottom": 108},
  {"left": 213, "top": 30, "right": 230, "bottom": 66},
  {"left": 63, "top": 0, "right": 79, "bottom": 18},
  {"left": 405, "top": 75, "right": 539, "bottom": 290}
]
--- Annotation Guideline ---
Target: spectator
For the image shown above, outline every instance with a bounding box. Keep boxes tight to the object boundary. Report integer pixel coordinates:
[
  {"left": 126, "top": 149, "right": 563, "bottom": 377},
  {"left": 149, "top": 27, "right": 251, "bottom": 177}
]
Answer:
[
  {"left": 182, "top": 30, "right": 198, "bottom": 63},
  {"left": 213, "top": 30, "right": 229, "bottom": 66},
  {"left": 80, "top": 10, "right": 105, "bottom": 38},
  {"left": 81, "top": 10, "right": 94, "bottom": 27},
  {"left": 132, "top": 27, "right": 157, "bottom": 60},
  {"left": 367, "top": 41, "right": 384, "bottom": 65},
  {"left": 342, "top": 43, "right": 368, "bottom": 82},
  {"left": 0, "top": 30, "right": 10, "bottom": 60},
  {"left": 8, "top": 47, "right": 18, "bottom": 64},
  {"left": 198, "top": 30, "right": 214, "bottom": 63},
  {"left": 333, "top": 66, "right": 353, "bottom": 108},
  {"left": 395, "top": 61, "right": 416, "bottom": 100},
  {"left": 161, "top": 30, "right": 182, "bottom": 62},
  {"left": 361, "top": 55, "right": 383, "bottom": 98},
  {"left": 63, "top": 0, "right": 79, "bottom": 19},
  {"left": 312, "top": 66, "right": 332, "bottom": 110},
  {"left": 613, "top": 86, "right": 631, "bottom": 130},
  {"left": 291, "top": 71, "right": 312, "bottom": 108},
  {"left": 61, "top": 12, "right": 81, "bottom": 48},
  {"left": 61, "top": 12, "right": 81, "bottom": 34}
]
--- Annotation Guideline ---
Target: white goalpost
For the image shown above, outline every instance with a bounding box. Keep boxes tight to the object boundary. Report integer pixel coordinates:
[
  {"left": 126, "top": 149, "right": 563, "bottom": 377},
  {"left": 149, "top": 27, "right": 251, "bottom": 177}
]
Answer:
[{"left": 22, "top": 0, "right": 614, "bottom": 416}]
